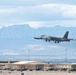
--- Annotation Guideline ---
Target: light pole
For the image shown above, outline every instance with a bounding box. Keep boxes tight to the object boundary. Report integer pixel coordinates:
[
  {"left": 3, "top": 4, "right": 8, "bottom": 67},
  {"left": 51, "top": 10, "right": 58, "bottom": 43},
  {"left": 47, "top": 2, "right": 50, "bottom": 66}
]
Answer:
[
  {"left": 28, "top": 49, "right": 30, "bottom": 62},
  {"left": 28, "top": 49, "right": 30, "bottom": 70},
  {"left": 65, "top": 48, "right": 67, "bottom": 63}
]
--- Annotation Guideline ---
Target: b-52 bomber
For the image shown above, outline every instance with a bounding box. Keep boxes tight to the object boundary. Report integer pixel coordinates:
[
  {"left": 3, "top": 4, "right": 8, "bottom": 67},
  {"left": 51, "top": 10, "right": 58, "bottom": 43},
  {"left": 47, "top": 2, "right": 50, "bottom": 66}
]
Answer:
[{"left": 34, "top": 31, "right": 74, "bottom": 43}]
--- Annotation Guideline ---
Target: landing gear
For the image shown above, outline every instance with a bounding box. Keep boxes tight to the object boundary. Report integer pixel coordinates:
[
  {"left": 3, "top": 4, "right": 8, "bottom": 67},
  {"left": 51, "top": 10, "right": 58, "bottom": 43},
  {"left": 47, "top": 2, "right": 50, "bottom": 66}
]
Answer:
[
  {"left": 49, "top": 40, "right": 50, "bottom": 42},
  {"left": 55, "top": 41, "right": 56, "bottom": 43},
  {"left": 55, "top": 41, "right": 59, "bottom": 43},
  {"left": 45, "top": 39, "right": 47, "bottom": 42},
  {"left": 57, "top": 41, "right": 59, "bottom": 43}
]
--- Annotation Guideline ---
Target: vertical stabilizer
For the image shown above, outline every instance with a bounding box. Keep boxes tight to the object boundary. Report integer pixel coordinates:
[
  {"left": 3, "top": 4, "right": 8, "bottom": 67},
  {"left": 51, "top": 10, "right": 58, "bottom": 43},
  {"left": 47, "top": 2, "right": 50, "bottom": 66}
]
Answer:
[{"left": 63, "top": 31, "right": 69, "bottom": 39}]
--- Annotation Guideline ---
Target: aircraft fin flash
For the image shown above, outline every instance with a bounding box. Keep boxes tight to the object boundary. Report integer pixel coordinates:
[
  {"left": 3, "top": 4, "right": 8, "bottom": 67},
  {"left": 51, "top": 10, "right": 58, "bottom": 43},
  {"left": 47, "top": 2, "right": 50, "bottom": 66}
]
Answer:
[{"left": 34, "top": 31, "right": 74, "bottom": 43}]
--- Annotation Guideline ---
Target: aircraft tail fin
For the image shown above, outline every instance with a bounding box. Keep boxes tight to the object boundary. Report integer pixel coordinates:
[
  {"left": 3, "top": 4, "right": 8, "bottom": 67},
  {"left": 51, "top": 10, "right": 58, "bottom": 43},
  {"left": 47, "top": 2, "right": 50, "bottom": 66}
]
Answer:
[{"left": 63, "top": 31, "right": 69, "bottom": 39}]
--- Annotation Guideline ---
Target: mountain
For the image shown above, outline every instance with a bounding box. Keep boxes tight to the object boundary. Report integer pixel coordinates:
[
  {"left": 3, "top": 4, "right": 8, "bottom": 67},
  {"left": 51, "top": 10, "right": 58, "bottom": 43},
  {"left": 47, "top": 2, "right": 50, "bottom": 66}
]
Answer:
[
  {"left": 0, "top": 24, "right": 76, "bottom": 57},
  {"left": 0, "top": 24, "right": 34, "bottom": 38},
  {"left": 0, "top": 24, "right": 76, "bottom": 38}
]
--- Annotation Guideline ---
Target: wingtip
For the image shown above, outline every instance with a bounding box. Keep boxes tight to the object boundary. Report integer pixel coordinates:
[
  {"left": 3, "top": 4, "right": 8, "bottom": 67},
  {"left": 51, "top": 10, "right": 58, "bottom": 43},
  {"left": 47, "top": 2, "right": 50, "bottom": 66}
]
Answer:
[{"left": 34, "top": 37, "right": 36, "bottom": 39}]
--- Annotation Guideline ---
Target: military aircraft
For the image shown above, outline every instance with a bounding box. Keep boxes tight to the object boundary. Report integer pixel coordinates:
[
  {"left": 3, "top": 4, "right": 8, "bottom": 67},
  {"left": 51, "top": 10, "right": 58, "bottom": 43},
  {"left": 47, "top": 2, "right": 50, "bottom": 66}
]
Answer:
[{"left": 34, "top": 31, "right": 73, "bottom": 43}]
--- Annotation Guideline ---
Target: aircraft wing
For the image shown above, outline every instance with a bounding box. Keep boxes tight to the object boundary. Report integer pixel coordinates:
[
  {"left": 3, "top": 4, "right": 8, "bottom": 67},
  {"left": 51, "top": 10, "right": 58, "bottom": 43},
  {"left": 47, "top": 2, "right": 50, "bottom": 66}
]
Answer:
[{"left": 34, "top": 37, "right": 42, "bottom": 39}]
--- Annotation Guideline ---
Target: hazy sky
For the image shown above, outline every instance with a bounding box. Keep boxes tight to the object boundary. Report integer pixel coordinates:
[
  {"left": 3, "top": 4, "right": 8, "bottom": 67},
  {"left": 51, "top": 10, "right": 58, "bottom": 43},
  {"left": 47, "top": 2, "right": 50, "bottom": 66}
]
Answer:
[
  {"left": 0, "top": 0, "right": 76, "bottom": 28},
  {"left": 0, "top": 0, "right": 76, "bottom": 56}
]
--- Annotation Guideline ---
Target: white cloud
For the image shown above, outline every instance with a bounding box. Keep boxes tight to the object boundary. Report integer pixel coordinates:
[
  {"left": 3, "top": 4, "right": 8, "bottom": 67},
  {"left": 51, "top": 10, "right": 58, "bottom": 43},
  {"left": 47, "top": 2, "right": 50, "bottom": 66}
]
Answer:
[
  {"left": 60, "top": 4, "right": 76, "bottom": 18},
  {"left": 2, "top": 52, "right": 18, "bottom": 55},
  {"left": 0, "top": 4, "right": 76, "bottom": 16},
  {"left": 40, "top": 4, "right": 76, "bottom": 18},
  {"left": 1, "top": 49, "right": 19, "bottom": 55},
  {"left": 48, "top": 45, "right": 66, "bottom": 50},
  {"left": 0, "top": 8, "right": 16, "bottom": 13},
  {"left": 0, "top": 3, "right": 76, "bottom": 27},
  {"left": 27, "top": 21, "right": 42, "bottom": 28},
  {"left": 23, "top": 44, "right": 45, "bottom": 51},
  {"left": 22, "top": 44, "right": 67, "bottom": 51},
  {"left": 27, "top": 20, "right": 76, "bottom": 28}
]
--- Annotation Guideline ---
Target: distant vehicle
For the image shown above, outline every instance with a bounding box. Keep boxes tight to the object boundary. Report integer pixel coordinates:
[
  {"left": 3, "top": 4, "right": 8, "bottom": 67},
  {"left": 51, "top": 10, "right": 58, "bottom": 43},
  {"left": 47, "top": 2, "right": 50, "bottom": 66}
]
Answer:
[{"left": 34, "top": 31, "right": 73, "bottom": 43}]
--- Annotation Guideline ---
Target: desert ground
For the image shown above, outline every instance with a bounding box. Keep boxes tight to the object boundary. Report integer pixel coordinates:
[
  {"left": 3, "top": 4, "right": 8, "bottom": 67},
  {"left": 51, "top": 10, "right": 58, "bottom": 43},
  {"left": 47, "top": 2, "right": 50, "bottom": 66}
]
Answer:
[{"left": 0, "top": 71, "right": 76, "bottom": 75}]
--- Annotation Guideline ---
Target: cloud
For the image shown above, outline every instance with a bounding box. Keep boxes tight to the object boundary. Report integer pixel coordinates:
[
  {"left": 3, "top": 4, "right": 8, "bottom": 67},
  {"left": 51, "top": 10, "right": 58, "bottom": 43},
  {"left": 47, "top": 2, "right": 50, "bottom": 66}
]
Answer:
[
  {"left": 23, "top": 44, "right": 45, "bottom": 51},
  {"left": 1, "top": 4, "right": 76, "bottom": 20},
  {"left": 27, "top": 20, "right": 76, "bottom": 28},
  {"left": 41, "top": 4, "right": 76, "bottom": 19},
  {"left": 0, "top": 2, "right": 76, "bottom": 27},
  {"left": 0, "top": 49, "right": 19, "bottom": 55},
  {"left": 23, "top": 44, "right": 67, "bottom": 51},
  {"left": 45, "top": 45, "right": 66, "bottom": 51}
]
